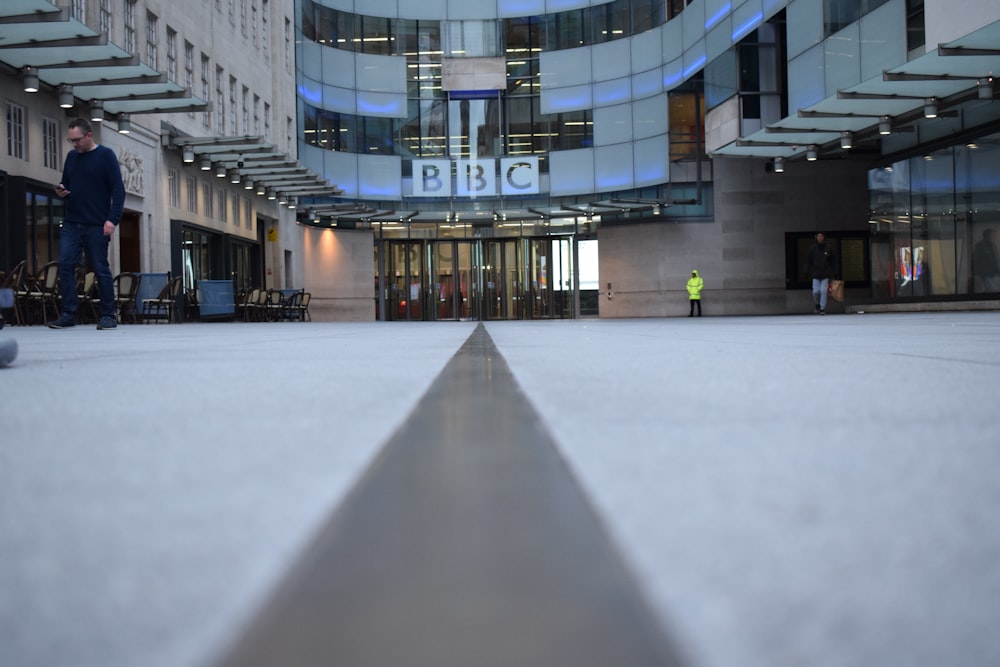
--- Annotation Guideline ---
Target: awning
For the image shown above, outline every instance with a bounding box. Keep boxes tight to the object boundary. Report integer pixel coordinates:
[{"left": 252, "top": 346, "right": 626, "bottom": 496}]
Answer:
[
  {"left": 0, "top": 0, "right": 207, "bottom": 118},
  {"left": 163, "top": 133, "right": 344, "bottom": 199},
  {"left": 711, "top": 19, "right": 1000, "bottom": 162}
]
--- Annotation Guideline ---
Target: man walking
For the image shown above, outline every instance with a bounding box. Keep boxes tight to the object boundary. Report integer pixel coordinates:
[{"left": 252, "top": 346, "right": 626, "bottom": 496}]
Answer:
[
  {"left": 804, "top": 233, "right": 836, "bottom": 315},
  {"left": 49, "top": 118, "right": 125, "bottom": 330}
]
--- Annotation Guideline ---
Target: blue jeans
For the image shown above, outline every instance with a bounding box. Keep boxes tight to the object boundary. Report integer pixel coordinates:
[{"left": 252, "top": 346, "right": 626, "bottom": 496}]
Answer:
[
  {"left": 58, "top": 222, "right": 115, "bottom": 319},
  {"left": 812, "top": 278, "right": 829, "bottom": 310}
]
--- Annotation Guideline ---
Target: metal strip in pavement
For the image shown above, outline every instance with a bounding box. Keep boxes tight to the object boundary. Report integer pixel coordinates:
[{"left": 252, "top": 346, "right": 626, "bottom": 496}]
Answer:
[{"left": 214, "top": 323, "right": 685, "bottom": 667}]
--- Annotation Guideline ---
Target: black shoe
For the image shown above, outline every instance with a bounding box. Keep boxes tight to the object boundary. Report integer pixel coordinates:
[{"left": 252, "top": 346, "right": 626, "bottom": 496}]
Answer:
[
  {"left": 97, "top": 316, "right": 117, "bottom": 330},
  {"left": 820, "top": 310, "right": 826, "bottom": 315},
  {"left": 48, "top": 313, "right": 76, "bottom": 329}
]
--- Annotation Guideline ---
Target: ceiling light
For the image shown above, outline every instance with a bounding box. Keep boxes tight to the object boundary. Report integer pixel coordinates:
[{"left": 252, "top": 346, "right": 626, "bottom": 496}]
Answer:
[
  {"left": 277, "top": 192, "right": 287, "bottom": 205},
  {"left": 200, "top": 155, "right": 211, "bottom": 171},
  {"left": 773, "top": 157, "right": 784, "bottom": 173},
  {"left": 22, "top": 67, "right": 39, "bottom": 93},
  {"left": 806, "top": 146, "right": 818, "bottom": 161},
  {"left": 878, "top": 116, "right": 892, "bottom": 135},
  {"left": 923, "top": 97, "right": 938, "bottom": 118},
  {"left": 116, "top": 113, "right": 131, "bottom": 134},
  {"left": 182, "top": 145, "right": 194, "bottom": 163},
  {"left": 242, "top": 175, "right": 254, "bottom": 190},
  {"left": 287, "top": 196, "right": 297, "bottom": 209},
  {"left": 215, "top": 163, "right": 226, "bottom": 178},
  {"left": 840, "top": 131, "right": 852, "bottom": 150},
  {"left": 266, "top": 187, "right": 276, "bottom": 200},
  {"left": 979, "top": 77, "right": 994, "bottom": 100},
  {"left": 255, "top": 182, "right": 266, "bottom": 196},
  {"left": 89, "top": 100, "right": 104, "bottom": 122},
  {"left": 228, "top": 168, "right": 240, "bottom": 183},
  {"left": 58, "top": 85, "right": 74, "bottom": 109}
]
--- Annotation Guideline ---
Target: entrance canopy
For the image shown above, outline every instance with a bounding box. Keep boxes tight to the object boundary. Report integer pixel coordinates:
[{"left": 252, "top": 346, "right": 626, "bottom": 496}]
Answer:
[
  {"left": 711, "top": 19, "right": 1000, "bottom": 163},
  {"left": 0, "top": 1, "right": 206, "bottom": 118}
]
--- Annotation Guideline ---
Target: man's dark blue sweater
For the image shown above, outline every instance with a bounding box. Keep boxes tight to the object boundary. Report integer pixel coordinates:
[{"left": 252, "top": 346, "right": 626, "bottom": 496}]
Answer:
[{"left": 61, "top": 144, "right": 125, "bottom": 226}]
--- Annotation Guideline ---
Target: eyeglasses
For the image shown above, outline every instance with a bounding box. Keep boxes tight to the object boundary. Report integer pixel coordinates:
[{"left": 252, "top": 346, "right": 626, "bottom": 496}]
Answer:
[{"left": 67, "top": 133, "right": 90, "bottom": 144}]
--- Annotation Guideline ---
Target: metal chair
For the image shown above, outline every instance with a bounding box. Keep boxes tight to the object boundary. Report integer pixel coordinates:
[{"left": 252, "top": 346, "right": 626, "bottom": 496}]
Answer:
[
  {"left": 141, "top": 275, "right": 183, "bottom": 323},
  {"left": 113, "top": 272, "right": 142, "bottom": 323}
]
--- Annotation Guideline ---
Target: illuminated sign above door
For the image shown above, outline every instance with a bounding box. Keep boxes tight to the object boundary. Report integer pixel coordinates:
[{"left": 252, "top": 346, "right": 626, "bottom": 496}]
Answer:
[{"left": 411, "top": 157, "right": 539, "bottom": 197}]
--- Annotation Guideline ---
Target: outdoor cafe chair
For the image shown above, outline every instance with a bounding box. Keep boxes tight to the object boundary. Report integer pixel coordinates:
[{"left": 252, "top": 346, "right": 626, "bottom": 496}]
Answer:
[{"left": 141, "top": 275, "right": 183, "bottom": 323}]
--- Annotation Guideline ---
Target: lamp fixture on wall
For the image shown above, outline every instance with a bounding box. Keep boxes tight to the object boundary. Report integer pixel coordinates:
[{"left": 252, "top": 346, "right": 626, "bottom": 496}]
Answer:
[
  {"left": 287, "top": 196, "right": 297, "bottom": 209},
  {"left": 266, "top": 187, "right": 276, "bottom": 200},
  {"left": 878, "top": 116, "right": 892, "bottom": 135},
  {"left": 773, "top": 157, "right": 784, "bottom": 173},
  {"left": 200, "top": 156, "right": 212, "bottom": 171},
  {"left": 116, "top": 113, "right": 131, "bottom": 134},
  {"left": 22, "top": 67, "right": 39, "bottom": 92},
  {"left": 840, "top": 131, "right": 852, "bottom": 149},
  {"left": 89, "top": 100, "right": 104, "bottom": 122},
  {"left": 255, "top": 181, "right": 266, "bottom": 196},
  {"left": 58, "top": 85, "right": 74, "bottom": 109},
  {"left": 228, "top": 168, "right": 240, "bottom": 183},
  {"left": 242, "top": 175, "right": 254, "bottom": 190},
  {"left": 923, "top": 97, "right": 938, "bottom": 118},
  {"left": 182, "top": 145, "right": 194, "bottom": 163},
  {"left": 215, "top": 163, "right": 226, "bottom": 178},
  {"left": 806, "top": 146, "right": 818, "bottom": 161},
  {"left": 277, "top": 192, "right": 287, "bottom": 205},
  {"left": 979, "top": 77, "right": 994, "bottom": 100}
]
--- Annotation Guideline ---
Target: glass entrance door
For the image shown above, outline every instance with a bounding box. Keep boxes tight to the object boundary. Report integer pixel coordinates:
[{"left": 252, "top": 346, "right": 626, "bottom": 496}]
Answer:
[
  {"left": 386, "top": 241, "right": 426, "bottom": 321},
  {"left": 429, "top": 240, "right": 477, "bottom": 320},
  {"left": 379, "top": 236, "right": 576, "bottom": 320},
  {"left": 482, "top": 239, "right": 521, "bottom": 319},
  {"left": 526, "top": 237, "right": 574, "bottom": 319}
]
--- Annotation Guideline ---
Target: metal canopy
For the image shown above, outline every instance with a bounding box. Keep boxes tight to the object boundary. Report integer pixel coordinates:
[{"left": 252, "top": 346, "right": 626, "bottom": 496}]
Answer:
[
  {"left": 164, "top": 132, "right": 343, "bottom": 198},
  {"left": 712, "top": 19, "right": 1000, "bottom": 161},
  {"left": 0, "top": 1, "right": 207, "bottom": 116}
]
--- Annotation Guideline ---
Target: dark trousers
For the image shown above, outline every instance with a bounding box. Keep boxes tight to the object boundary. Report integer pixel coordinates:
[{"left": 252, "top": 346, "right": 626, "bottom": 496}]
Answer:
[
  {"left": 689, "top": 299, "right": 702, "bottom": 316},
  {"left": 58, "top": 222, "right": 114, "bottom": 319}
]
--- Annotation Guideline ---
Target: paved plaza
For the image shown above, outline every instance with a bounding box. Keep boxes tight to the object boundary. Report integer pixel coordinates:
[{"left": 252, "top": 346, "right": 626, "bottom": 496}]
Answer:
[{"left": 1, "top": 313, "right": 999, "bottom": 667}]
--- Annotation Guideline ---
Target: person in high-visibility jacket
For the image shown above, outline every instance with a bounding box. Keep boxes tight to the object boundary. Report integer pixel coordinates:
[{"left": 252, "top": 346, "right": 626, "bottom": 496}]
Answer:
[{"left": 686, "top": 269, "right": 704, "bottom": 317}]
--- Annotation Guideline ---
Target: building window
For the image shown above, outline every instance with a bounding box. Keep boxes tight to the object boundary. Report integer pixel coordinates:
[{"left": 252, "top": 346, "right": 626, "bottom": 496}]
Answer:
[
  {"left": 907, "top": 0, "right": 925, "bottom": 53},
  {"left": 824, "top": 0, "right": 891, "bottom": 37},
  {"left": 42, "top": 117, "right": 59, "bottom": 169},
  {"left": 6, "top": 102, "right": 25, "bottom": 160},
  {"left": 203, "top": 181, "right": 213, "bottom": 217},
  {"left": 229, "top": 77, "right": 238, "bottom": 134},
  {"left": 284, "top": 17, "right": 291, "bottom": 74},
  {"left": 232, "top": 193, "right": 240, "bottom": 226},
  {"left": 242, "top": 86, "right": 250, "bottom": 134},
  {"left": 240, "top": 0, "right": 247, "bottom": 36},
  {"left": 168, "top": 168, "right": 180, "bottom": 207},
  {"left": 216, "top": 66, "right": 226, "bottom": 135},
  {"left": 229, "top": 0, "right": 235, "bottom": 24},
  {"left": 244, "top": 198, "right": 252, "bottom": 229},
  {"left": 184, "top": 42, "right": 195, "bottom": 117},
  {"left": 251, "top": 0, "right": 259, "bottom": 47},
  {"left": 264, "top": 102, "right": 271, "bottom": 141},
  {"left": 71, "top": 0, "right": 85, "bottom": 22},
  {"left": 124, "top": 0, "right": 137, "bottom": 53},
  {"left": 261, "top": 0, "right": 270, "bottom": 61},
  {"left": 99, "top": 0, "right": 112, "bottom": 36},
  {"left": 186, "top": 175, "right": 197, "bottom": 212},
  {"left": 201, "top": 54, "right": 211, "bottom": 128},
  {"left": 146, "top": 11, "right": 159, "bottom": 69},
  {"left": 253, "top": 94, "right": 260, "bottom": 134},
  {"left": 218, "top": 188, "right": 228, "bottom": 223},
  {"left": 166, "top": 28, "right": 177, "bottom": 82}
]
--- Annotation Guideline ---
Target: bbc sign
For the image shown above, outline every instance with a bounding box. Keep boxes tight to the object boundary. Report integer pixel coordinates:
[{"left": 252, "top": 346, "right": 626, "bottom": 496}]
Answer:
[{"left": 411, "top": 157, "right": 539, "bottom": 197}]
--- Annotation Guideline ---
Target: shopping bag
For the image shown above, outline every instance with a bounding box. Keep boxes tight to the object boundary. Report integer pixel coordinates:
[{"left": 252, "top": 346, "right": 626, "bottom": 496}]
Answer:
[{"left": 828, "top": 279, "right": 844, "bottom": 302}]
